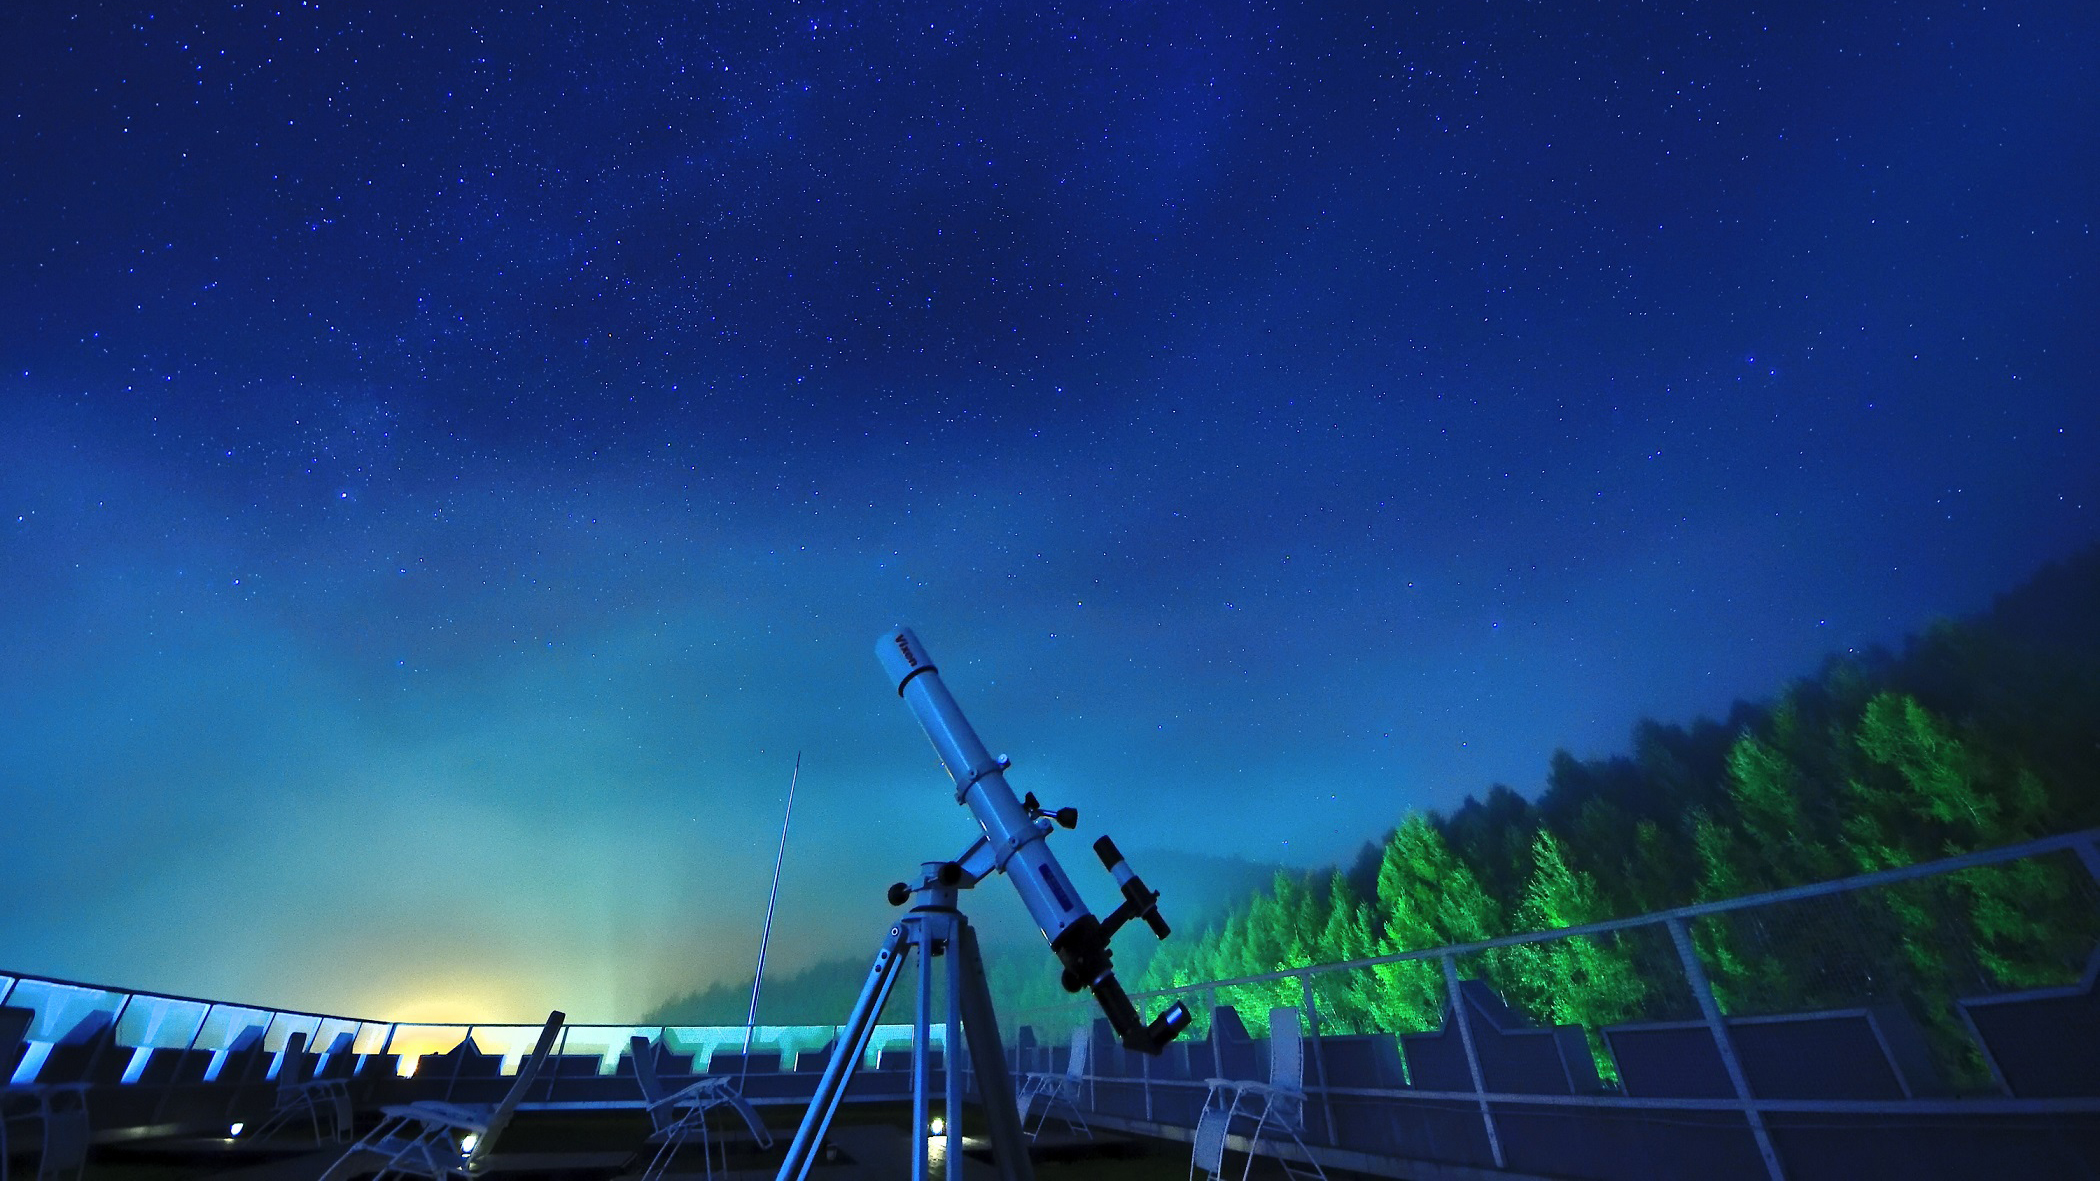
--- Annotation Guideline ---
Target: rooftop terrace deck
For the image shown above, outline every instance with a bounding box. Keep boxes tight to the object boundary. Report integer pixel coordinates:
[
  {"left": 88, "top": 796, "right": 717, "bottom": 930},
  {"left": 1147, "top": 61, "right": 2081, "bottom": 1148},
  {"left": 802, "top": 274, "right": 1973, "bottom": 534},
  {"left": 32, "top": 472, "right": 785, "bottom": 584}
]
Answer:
[{"left": 11, "top": 827, "right": 2100, "bottom": 1179}]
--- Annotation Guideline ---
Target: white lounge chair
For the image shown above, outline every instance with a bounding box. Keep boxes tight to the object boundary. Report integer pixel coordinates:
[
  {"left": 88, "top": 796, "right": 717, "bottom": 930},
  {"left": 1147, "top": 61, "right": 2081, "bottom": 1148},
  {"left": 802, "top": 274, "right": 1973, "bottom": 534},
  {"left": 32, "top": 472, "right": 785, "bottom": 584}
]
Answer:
[
  {"left": 1016, "top": 1026, "right": 1090, "bottom": 1140},
  {"left": 1, "top": 1006, "right": 90, "bottom": 1181},
  {"left": 315, "top": 1011, "right": 563, "bottom": 1181},
  {"left": 247, "top": 1031, "right": 352, "bottom": 1143},
  {"left": 1196, "top": 1007, "right": 1326, "bottom": 1181},
  {"left": 0, "top": 1085, "right": 88, "bottom": 1181},
  {"left": 627, "top": 1035, "right": 773, "bottom": 1180}
]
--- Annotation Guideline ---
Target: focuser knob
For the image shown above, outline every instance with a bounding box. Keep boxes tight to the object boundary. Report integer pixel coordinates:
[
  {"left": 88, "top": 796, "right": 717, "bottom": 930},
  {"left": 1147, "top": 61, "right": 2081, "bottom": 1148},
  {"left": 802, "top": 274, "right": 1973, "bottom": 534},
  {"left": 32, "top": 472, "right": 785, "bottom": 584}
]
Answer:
[{"left": 1021, "top": 791, "right": 1080, "bottom": 829}]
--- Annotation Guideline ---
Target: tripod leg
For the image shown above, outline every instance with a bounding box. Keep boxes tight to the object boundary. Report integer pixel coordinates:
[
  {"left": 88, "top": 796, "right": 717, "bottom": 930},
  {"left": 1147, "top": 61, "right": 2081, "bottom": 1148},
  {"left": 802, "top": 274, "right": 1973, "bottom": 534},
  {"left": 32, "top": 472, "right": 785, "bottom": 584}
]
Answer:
[
  {"left": 944, "top": 918, "right": 965, "bottom": 1179},
  {"left": 775, "top": 921, "right": 913, "bottom": 1181},
  {"left": 954, "top": 922, "right": 1036, "bottom": 1181},
  {"left": 913, "top": 918, "right": 933, "bottom": 1181}
]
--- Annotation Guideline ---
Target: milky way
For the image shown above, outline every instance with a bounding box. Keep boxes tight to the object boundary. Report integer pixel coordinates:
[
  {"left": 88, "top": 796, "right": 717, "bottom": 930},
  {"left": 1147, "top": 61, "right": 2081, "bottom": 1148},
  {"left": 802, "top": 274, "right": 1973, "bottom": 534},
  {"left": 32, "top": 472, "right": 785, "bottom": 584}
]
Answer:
[{"left": 2, "top": 0, "right": 2095, "bottom": 1020}]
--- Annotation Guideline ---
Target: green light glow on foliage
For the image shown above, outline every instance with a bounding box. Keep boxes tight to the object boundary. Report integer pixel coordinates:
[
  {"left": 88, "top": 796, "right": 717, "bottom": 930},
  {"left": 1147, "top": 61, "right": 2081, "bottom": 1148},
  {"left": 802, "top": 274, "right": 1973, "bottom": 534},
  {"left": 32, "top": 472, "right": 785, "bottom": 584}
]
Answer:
[{"left": 1100, "top": 639, "right": 2100, "bottom": 1097}]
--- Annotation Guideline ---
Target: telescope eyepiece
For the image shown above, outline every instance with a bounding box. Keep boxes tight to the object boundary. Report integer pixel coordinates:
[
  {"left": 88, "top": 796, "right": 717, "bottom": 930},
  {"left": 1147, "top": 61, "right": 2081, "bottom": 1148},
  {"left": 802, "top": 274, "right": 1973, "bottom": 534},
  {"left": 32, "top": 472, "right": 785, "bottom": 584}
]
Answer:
[{"left": 1095, "top": 836, "right": 1125, "bottom": 871}]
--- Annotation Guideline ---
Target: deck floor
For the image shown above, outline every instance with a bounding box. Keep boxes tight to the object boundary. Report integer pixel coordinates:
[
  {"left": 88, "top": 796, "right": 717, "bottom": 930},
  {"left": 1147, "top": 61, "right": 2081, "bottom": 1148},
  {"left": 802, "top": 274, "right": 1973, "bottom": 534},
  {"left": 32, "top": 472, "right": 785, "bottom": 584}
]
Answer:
[{"left": 77, "top": 1105, "right": 1349, "bottom": 1180}]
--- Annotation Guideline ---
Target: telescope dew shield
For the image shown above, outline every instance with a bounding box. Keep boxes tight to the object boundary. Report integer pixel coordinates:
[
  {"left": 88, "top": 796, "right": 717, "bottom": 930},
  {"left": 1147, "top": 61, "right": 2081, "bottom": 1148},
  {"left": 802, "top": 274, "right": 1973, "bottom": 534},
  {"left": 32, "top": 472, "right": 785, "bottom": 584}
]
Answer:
[{"left": 878, "top": 627, "right": 1090, "bottom": 947}]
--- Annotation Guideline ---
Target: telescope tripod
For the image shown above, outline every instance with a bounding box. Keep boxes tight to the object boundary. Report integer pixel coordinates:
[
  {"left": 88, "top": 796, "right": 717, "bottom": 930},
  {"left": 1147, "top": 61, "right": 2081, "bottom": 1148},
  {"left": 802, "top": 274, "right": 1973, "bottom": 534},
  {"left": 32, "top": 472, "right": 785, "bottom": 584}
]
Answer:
[{"left": 774, "top": 863, "right": 1035, "bottom": 1181}]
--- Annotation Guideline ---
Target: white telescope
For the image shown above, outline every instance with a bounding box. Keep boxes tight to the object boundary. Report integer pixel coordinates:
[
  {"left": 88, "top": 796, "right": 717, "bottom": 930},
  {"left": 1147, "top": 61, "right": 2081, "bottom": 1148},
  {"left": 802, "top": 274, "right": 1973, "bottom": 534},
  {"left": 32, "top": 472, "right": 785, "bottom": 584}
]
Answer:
[
  {"left": 877, "top": 626, "right": 1190, "bottom": 1053},
  {"left": 772, "top": 629, "right": 1193, "bottom": 1181}
]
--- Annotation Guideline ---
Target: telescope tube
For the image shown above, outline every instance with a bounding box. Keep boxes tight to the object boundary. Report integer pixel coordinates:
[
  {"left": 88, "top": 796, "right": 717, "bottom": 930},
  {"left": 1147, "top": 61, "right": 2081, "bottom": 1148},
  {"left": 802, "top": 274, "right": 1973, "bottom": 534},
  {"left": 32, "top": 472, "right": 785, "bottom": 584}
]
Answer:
[
  {"left": 877, "top": 626, "right": 1190, "bottom": 1054},
  {"left": 877, "top": 627, "right": 1090, "bottom": 946}
]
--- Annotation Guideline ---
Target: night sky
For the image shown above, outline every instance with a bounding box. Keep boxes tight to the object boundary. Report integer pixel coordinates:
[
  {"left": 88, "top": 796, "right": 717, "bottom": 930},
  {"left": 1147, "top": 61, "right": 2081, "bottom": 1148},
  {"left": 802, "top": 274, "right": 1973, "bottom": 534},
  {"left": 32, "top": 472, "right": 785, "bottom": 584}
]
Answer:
[{"left": 3, "top": 0, "right": 2095, "bottom": 1023}]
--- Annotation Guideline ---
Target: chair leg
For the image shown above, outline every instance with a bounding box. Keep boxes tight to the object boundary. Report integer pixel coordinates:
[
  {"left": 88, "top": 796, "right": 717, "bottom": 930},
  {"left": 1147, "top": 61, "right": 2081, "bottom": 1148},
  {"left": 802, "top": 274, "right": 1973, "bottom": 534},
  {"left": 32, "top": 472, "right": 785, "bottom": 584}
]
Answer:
[
  {"left": 1226, "top": 1094, "right": 1274, "bottom": 1181},
  {"left": 1022, "top": 1091, "right": 1046, "bottom": 1141},
  {"left": 1278, "top": 1124, "right": 1328, "bottom": 1181},
  {"left": 710, "top": 1106, "right": 727, "bottom": 1179},
  {"left": 1190, "top": 1103, "right": 1231, "bottom": 1181},
  {"left": 316, "top": 1116, "right": 403, "bottom": 1181},
  {"left": 641, "top": 1130, "right": 679, "bottom": 1181},
  {"left": 1236, "top": 1106, "right": 1260, "bottom": 1181},
  {"left": 1060, "top": 1083, "right": 1091, "bottom": 1139}
]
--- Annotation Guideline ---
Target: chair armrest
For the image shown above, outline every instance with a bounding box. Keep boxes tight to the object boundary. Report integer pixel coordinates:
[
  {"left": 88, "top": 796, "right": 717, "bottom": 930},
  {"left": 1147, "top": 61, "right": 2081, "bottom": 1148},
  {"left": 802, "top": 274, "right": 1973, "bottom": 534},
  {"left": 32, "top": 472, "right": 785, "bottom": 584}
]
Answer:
[
  {"left": 386, "top": 1102, "right": 492, "bottom": 1133},
  {"left": 650, "top": 1076, "right": 732, "bottom": 1113}
]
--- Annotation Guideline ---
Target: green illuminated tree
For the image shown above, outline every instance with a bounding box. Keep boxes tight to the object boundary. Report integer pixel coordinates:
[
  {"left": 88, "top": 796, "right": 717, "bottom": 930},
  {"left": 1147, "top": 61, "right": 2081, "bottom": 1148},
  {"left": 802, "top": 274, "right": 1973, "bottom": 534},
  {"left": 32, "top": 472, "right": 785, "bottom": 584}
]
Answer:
[
  {"left": 1099, "top": 548, "right": 2100, "bottom": 1095},
  {"left": 1310, "top": 870, "right": 1383, "bottom": 1033},
  {"left": 1363, "top": 815, "right": 1505, "bottom": 1035},
  {"left": 1218, "top": 872, "right": 1324, "bottom": 1033},
  {"left": 1501, "top": 829, "right": 1647, "bottom": 1080},
  {"left": 1690, "top": 703, "right": 1853, "bottom": 1013},
  {"left": 1844, "top": 691, "right": 2084, "bottom": 990},
  {"left": 1726, "top": 710, "right": 1844, "bottom": 887}
]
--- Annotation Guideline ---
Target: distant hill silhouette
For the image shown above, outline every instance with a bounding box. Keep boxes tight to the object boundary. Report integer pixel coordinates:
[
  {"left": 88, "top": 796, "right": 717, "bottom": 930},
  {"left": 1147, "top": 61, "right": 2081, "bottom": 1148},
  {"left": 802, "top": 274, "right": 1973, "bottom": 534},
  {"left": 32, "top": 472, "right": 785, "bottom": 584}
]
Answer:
[
  {"left": 643, "top": 955, "right": 890, "bottom": 1027},
  {"left": 642, "top": 846, "right": 1286, "bottom": 1026}
]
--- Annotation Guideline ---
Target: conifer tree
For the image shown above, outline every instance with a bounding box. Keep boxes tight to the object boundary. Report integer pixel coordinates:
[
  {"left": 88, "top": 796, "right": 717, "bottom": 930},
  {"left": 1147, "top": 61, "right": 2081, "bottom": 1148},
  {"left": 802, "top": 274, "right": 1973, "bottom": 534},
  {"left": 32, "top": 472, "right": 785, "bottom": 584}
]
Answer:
[
  {"left": 1845, "top": 692, "right": 2081, "bottom": 991},
  {"left": 1690, "top": 709, "right": 1848, "bottom": 1012},
  {"left": 1365, "top": 815, "right": 1504, "bottom": 1034},
  {"left": 1503, "top": 829, "right": 1647, "bottom": 1079},
  {"left": 1726, "top": 706, "right": 1843, "bottom": 887},
  {"left": 1313, "top": 870, "right": 1382, "bottom": 1033},
  {"left": 1225, "top": 873, "right": 1318, "bottom": 1032},
  {"left": 1090, "top": 562, "right": 2100, "bottom": 1089}
]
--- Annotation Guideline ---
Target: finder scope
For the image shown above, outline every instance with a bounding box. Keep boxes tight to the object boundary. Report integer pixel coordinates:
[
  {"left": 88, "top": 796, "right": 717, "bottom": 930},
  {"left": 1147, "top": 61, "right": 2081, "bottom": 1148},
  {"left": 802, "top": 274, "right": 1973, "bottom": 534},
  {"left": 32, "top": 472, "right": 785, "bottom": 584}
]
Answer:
[{"left": 877, "top": 626, "right": 1190, "bottom": 1054}]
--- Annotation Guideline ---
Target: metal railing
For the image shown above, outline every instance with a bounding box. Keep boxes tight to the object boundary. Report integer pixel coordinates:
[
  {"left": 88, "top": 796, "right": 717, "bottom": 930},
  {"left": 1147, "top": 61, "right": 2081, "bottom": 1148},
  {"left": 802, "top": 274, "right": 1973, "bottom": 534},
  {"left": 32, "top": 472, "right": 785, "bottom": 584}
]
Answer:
[
  {"left": 8, "top": 827, "right": 2099, "bottom": 1178},
  {"left": 1006, "top": 827, "right": 2100, "bottom": 1181},
  {"left": 0, "top": 969, "right": 942, "bottom": 1091}
]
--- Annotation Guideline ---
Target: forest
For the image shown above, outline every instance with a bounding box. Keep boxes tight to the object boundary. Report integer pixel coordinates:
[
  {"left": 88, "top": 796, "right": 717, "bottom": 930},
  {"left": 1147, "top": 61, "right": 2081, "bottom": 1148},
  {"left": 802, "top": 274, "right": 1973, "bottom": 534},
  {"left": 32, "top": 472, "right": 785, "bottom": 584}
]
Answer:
[
  {"left": 1001, "top": 545, "right": 2100, "bottom": 1083},
  {"left": 658, "top": 546, "right": 2100, "bottom": 1085}
]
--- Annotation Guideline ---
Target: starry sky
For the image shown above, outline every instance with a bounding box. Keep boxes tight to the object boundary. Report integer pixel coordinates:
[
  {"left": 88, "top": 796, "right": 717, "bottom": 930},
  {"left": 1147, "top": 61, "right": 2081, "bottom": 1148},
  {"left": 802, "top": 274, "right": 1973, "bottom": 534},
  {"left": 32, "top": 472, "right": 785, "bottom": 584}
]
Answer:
[{"left": 2, "top": 0, "right": 2095, "bottom": 1023}]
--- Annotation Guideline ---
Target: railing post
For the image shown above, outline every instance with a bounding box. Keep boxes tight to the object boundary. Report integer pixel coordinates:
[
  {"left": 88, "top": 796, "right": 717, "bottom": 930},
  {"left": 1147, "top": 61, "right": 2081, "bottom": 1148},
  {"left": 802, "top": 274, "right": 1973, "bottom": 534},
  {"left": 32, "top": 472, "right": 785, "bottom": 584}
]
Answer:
[
  {"left": 153, "top": 1002, "right": 216, "bottom": 1124},
  {"left": 1088, "top": 1014, "right": 1097, "bottom": 1118},
  {"left": 1300, "top": 971, "right": 1334, "bottom": 1147},
  {"left": 1666, "top": 916, "right": 1786, "bottom": 1181},
  {"left": 375, "top": 1022, "right": 399, "bottom": 1100},
  {"left": 1440, "top": 954, "right": 1503, "bottom": 1169},
  {"left": 1206, "top": 985, "right": 1220, "bottom": 1082},
  {"left": 86, "top": 992, "right": 133, "bottom": 1086},
  {"left": 1142, "top": 1019, "right": 1155, "bottom": 1124},
  {"left": 2073, "top": 837, "right": 2100, "bottom": 889}
]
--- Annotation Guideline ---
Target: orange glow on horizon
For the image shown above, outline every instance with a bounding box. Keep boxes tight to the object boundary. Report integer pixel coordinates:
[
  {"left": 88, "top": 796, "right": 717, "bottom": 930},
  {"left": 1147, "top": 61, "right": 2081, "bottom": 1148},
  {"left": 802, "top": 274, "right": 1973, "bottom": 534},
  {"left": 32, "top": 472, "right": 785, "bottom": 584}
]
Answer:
[{"left": 380, "top": 981, "right": 532, "bottom": 1026}]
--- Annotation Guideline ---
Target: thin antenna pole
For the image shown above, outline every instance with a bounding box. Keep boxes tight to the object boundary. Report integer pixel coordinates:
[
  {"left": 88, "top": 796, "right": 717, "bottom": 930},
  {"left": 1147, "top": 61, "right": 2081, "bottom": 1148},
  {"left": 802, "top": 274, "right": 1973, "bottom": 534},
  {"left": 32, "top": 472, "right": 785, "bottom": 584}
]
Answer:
[{"left": 743, "top": 752, "right": 800, "bottom": 1085}]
